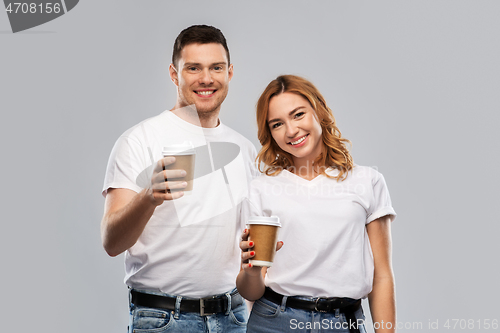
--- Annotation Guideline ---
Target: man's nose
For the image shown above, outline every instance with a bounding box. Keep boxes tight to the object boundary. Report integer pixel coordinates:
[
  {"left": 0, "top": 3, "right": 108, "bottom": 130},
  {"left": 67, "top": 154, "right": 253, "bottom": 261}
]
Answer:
[{"left": 199, "top": 68, "right": 213, "bottom": 85}]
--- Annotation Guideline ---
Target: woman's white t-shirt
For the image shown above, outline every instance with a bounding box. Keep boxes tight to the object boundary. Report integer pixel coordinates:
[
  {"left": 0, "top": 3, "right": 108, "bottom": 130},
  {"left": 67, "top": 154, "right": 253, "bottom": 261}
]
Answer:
[{"left": 243, "top": 165, "right": 396, "bottom": 299}]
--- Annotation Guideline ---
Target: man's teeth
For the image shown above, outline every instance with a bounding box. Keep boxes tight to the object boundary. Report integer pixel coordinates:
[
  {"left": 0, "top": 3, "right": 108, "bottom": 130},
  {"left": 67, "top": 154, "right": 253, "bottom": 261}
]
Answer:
[
  {"left": 197, "top": 90, "right": 214, "bottom": 95},
  {"left": 290, "top": 135, "right": 307, "bottom": 145}
]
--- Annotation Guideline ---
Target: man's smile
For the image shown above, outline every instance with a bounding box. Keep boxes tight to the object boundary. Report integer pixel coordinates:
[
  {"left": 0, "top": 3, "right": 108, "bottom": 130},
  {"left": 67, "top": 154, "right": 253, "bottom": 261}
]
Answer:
[{"left": 195, "top": 89, "right": 217, "bottom": 97}]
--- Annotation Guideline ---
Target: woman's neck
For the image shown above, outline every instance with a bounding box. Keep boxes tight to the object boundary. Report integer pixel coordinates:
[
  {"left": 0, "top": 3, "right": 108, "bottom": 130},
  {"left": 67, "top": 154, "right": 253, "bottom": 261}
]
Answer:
[{"left": 289, "top": 159, "right": 321, "bottom": 180}]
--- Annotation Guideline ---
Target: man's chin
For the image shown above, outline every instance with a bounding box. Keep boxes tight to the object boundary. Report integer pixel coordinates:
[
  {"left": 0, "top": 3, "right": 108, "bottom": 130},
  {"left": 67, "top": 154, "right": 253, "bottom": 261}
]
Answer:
[
  {"left": 193, "top": 104, "right": 221, "bottom": 115},
  {"left": 174, "top": 102, "right": 219, "bottom": 114}
]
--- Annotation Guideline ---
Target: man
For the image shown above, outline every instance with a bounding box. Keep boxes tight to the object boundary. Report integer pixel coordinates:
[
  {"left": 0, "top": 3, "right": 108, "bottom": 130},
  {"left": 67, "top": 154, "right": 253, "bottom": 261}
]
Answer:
[{"left": 101, "top": 25, "right": 257, "bottom": 333}]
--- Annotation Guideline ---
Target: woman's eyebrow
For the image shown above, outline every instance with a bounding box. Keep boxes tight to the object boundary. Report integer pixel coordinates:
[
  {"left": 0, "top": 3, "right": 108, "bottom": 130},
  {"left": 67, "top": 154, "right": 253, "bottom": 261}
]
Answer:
[{"left": 268, "top": 106, "right": 306, "bottom": 124}]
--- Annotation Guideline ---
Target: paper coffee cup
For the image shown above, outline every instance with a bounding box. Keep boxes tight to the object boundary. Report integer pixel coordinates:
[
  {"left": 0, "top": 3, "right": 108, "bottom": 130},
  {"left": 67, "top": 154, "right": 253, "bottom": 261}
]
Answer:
[
  {"left": 247, "top": 216, "right": 281, "bottom": 267},
  {"left": 162, "top": 142, "right": 196, "bottom": 193}
]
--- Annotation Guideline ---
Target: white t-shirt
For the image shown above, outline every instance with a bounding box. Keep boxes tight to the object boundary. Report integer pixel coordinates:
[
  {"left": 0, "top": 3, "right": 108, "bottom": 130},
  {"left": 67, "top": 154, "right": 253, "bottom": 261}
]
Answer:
[
  {"left": 243, "top": 165, "right": 396, "bottom": 299},
  {"left": 103, "top": 110, "right": 258, "bottom": 297}
]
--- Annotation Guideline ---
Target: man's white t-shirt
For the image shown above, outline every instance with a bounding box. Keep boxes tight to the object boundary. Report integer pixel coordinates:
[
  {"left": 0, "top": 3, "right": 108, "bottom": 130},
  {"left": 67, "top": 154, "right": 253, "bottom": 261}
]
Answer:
[
  {"left": 243, "top": 165, "right": 396, "bottom": 299},
  {"left": 103, "top": 110, "right": 257, "bottom": 297}
]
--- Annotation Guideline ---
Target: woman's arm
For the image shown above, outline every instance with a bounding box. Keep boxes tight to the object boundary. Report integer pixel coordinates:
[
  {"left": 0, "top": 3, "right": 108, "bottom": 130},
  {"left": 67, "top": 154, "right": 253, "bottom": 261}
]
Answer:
[
  {"left": 236, "top": 229, "right": 267, "bottom": 301},
  {"left": 366, "top": 215, "right": 396, "bottom": 333},
  {"left": 236, "top": 229, "right": 284, "bottom": 301}
]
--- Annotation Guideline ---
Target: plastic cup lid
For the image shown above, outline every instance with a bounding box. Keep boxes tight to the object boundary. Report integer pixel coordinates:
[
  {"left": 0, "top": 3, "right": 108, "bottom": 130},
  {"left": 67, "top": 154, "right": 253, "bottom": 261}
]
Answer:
[
  {"left": 162, "top": 142, "right": 195, "bottom": 156},
  {"left": 247, "top": 216, "right": 281, "bottom": 227}
]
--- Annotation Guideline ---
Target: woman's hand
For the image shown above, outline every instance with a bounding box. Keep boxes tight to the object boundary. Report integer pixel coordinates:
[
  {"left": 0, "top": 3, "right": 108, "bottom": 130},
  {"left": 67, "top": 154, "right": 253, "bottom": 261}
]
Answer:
[
  {"left": 239, "top": 228, "right": 262, "bottom": 276},
  {"left": 239, "top": 228, "right": 283, "bottom": 275}
]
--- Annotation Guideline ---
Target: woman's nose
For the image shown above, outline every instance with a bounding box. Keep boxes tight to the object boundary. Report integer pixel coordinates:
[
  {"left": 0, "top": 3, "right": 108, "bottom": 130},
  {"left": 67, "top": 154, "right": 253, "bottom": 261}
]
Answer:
[{"left": 285, "top": 122, "right": 299, "bottom": 138}]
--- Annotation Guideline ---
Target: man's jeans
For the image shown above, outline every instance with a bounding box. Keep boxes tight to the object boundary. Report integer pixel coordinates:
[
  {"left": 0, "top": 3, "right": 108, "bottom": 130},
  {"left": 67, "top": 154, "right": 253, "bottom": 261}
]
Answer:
[
  {"left": 247, "top": 295, "right": 367, "bottom": 333},
  {"left": 128, "top": 289, "right": 247, "bottom": 333}
]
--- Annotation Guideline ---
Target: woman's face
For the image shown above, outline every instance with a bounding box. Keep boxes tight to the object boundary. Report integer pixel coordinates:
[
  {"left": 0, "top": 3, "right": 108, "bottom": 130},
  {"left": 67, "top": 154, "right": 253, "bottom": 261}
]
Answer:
[{"left": 267, "top": 92, "right": 323, "bottom": 166}]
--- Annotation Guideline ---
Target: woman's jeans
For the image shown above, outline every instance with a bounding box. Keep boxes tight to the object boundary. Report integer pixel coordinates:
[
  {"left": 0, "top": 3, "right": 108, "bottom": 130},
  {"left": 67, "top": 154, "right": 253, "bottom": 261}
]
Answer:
[
  {"left": 128, "top": 288, "right": 248, "bottom": 333},
  {"left": 247, "top": 295, "right": 367, "bottom": 333}
]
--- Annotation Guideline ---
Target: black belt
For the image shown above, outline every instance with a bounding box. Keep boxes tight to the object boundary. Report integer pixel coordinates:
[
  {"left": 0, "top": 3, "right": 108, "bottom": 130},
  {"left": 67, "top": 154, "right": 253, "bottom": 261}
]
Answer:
[
  {"left": 264, "top": 287, "right": 362, "bottom": 333},
  {"left": 131, "top": 289, "right": 244, "bottom": 316}
]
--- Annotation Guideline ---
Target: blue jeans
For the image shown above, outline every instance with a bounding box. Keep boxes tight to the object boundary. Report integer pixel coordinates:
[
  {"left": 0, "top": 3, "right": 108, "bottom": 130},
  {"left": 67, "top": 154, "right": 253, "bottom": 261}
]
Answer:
[
  {"left": 128, "top": 289, "right": 248, "bottom": 333},
  {"left": 247, "top": 295, "right": 367, "bottom": 333}
]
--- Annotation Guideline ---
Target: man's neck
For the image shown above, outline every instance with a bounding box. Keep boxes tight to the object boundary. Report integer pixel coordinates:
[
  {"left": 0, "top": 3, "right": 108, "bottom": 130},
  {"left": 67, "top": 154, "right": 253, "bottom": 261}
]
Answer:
[{"left": 170, "top": 105, "right": 220, "bottom": 128}]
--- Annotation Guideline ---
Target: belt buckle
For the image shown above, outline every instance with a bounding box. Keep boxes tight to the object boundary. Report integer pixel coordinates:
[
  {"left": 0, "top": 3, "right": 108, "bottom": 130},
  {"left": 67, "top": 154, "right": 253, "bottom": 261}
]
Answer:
[
  {"left": 200, "top": 297, "right": 217, "bottom": 316},
  {"left": 314, "top": 298, "right": 330, "bottom": 313}
]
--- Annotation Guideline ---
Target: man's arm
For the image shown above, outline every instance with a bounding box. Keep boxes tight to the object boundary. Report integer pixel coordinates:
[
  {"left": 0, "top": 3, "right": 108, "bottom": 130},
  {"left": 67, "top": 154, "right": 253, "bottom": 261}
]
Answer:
[
  {"left": 366, "top": 215, "right": 396, "bottom": 333},
  {"left": 101, "top": 157, "right": 187, "bottom": 257}
]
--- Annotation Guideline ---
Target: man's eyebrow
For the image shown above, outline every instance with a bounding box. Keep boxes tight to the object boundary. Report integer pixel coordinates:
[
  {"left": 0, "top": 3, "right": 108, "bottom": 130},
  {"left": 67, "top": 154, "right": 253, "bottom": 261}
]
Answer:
[
  {"left": 267, "top": 106, "right": 306, "bottom": 124},
  {"left": 183, "top": 62, "right": 201, "bottom": 67},
  {"left": 183, "top": 62, "right": 228, "bottom": 67}
]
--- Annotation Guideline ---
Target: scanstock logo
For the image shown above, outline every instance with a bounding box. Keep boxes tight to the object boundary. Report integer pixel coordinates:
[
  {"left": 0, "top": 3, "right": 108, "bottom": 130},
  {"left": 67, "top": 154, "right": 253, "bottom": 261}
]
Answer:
[{"left": 4, "top": 0, "right": 79, "bottom": 33}]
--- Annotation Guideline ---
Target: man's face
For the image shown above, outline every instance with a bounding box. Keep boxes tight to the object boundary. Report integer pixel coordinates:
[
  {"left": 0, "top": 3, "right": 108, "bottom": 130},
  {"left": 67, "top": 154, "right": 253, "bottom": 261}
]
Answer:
[{"left": 170, "top": 43, "right": 233, "bottom": 115}]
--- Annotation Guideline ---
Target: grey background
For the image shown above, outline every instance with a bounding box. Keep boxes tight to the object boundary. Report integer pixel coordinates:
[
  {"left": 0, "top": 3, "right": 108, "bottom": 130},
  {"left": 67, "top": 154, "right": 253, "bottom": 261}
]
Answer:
[{"left": 1, "top": 1, "right": 499, "bottom": 332}]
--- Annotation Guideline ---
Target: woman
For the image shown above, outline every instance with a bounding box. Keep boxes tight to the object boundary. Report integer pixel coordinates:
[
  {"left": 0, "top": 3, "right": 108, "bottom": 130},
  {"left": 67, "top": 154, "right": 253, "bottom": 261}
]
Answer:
[{"left": 236, "top": 75, "right": 396, "bottom": 333}]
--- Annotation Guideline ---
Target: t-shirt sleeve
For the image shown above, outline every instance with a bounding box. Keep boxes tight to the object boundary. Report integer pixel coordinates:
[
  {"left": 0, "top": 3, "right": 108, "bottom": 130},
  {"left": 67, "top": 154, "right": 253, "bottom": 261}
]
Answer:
[
  {"left": 366, "top": 172, "right": 397, "bottom": 224},
  {"left": 243, "top": 141, "right": 260, "bottom": 180},
  {"left": 102, "top": 135, "right": 151, "bottom": 197},
  {"left": 240, "top": 180, "right": 264, "bottom": 230}
]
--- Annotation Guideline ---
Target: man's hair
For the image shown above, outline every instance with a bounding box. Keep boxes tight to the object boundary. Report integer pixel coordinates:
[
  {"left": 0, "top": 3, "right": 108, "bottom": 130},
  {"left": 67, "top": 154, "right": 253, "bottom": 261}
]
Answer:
[
  {"left": 256, "top": 75, "right": 353, "bottom": 181},
  {"left": 172, "top": 25, "right": 230, "bottom": 68}
]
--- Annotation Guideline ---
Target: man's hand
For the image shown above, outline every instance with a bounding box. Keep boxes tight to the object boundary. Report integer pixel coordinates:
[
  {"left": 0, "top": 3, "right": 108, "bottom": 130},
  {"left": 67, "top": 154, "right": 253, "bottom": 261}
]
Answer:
[{"left": 148, "top": 156, "right": 188, "bottom": 205}]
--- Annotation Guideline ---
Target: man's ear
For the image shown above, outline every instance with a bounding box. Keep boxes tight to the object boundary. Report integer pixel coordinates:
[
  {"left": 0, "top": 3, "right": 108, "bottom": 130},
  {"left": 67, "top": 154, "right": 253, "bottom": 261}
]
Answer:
[
  {"left": 169, "top": 64, "right": 179, "bottom": 86},
  {"left": 228, "top": 63, "right": 234, "bottom": 82}
]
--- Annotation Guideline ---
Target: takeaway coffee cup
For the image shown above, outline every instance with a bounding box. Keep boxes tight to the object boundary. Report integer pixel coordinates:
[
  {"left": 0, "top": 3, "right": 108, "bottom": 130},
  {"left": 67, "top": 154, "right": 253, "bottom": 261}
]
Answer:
[
  {"left": 247, "top": 216, "right": 281, "bottom": 267},
  {"left": 162, "top": 142, "right": 196, "bottom": 192}
]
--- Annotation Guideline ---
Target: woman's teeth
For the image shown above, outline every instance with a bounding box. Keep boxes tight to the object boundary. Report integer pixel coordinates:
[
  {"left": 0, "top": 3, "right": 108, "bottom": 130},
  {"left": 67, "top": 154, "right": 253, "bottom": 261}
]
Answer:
[{"left": 290, "top": 135, "right": 307, "bottom": 145}]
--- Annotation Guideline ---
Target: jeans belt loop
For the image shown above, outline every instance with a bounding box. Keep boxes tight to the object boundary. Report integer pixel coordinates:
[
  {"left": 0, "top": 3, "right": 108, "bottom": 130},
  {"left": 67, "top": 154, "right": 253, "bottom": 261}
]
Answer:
[
  {"left": 174, "top": 296, "right": 182, "bottom": 319},
  {"left": 225, "top": 292, "right": 232, "bottom": 315},
  {"left": 280, "top": 295, "right": 288, "bottom": 312},
  {"left": 128, "top": 287, "right": 132, "bottom": 309},
  {"left": 199, "top": 298, "right": 207, "bottom": 316}
]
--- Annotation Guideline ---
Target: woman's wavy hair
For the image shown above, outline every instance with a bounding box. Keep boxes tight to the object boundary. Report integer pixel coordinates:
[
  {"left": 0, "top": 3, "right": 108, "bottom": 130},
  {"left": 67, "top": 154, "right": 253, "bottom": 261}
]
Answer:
[{"left": 256, "top": 75, "right": 353, "bottom": 181}]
